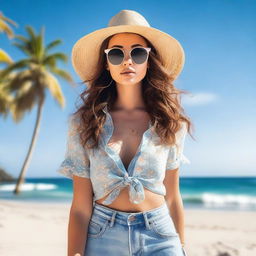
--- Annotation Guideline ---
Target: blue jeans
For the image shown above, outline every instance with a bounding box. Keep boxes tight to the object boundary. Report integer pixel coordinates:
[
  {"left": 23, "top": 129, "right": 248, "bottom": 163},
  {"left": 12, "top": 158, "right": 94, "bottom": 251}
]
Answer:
[{"left": 84, "top": 201, "right": 187, "bottom": 256}]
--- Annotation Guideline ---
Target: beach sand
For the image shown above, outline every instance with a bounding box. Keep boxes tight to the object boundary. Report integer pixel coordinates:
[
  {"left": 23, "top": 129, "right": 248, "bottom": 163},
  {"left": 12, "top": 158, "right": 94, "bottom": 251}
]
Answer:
[{"left": 0, "top": 199, "right": 255, "bottom": 256}]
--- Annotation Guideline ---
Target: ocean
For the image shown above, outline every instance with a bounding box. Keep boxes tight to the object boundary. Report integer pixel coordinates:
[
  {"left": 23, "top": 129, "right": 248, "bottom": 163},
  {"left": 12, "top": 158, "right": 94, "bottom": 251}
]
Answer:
[{"left": 0, "top": 177, "right": 255, "bottom": 211}]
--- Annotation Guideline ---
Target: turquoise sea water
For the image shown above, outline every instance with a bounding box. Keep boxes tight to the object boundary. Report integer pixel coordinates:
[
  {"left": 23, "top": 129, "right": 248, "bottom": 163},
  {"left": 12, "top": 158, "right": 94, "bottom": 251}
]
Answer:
[{"left": 0, "top": 177, "right": 255, "bottom": 211}]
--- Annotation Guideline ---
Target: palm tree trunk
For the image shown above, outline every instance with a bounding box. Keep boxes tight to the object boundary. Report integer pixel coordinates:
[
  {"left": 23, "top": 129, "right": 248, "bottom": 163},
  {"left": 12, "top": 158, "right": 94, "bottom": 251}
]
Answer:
[{"left": 13, "top": 98, "right": 44, "bottom": 195}]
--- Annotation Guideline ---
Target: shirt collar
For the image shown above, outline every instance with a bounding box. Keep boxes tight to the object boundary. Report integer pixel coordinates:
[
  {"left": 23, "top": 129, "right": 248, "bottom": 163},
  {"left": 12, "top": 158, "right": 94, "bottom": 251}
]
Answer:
[{"left": 102, "top": 105, "right": 108, "bottom": 114}]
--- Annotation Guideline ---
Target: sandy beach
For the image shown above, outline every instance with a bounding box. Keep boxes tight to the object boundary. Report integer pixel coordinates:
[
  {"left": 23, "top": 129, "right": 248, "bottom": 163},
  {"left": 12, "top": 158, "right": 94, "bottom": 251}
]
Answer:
[{"left": 0, "top": 199, "right": 255, "bottom": 256}]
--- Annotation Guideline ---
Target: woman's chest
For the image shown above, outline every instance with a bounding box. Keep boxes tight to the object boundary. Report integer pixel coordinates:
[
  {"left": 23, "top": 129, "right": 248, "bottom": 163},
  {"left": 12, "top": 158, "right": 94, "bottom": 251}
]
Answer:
[{"left": 107, "top": 111, "right": 151, "bottom": 171}]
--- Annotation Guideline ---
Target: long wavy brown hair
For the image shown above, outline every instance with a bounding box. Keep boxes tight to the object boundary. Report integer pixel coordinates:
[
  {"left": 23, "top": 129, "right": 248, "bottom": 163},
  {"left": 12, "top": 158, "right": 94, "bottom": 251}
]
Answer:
[{"left": 71, "top": 32, "right": 195, "bottom": 150}]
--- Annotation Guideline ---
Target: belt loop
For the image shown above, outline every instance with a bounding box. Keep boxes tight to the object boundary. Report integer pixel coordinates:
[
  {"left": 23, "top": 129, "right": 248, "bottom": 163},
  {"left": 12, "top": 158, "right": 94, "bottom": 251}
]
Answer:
[
  {"left": 109, "top": 211, "right": 117, "bottom": 227},
  {"left": 142, "top": 212, "right": 151, "bottom": 230}
]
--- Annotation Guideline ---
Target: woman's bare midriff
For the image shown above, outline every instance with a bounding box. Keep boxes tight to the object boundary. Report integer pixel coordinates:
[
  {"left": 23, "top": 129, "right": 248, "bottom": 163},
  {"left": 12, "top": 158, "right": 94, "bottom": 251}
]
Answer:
[{"left": 95, "top": 187, "right": 166, "bottom": 212}]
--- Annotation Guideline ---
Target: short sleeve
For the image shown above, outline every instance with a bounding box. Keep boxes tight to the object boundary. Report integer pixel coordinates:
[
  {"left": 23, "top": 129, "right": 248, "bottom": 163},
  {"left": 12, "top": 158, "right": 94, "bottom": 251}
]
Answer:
[
  {"left": 166, "top": 122, "right": 191, "bottom": 171},
  {"left": 56, "top": 114, "right": 90, "bottom": 179}
]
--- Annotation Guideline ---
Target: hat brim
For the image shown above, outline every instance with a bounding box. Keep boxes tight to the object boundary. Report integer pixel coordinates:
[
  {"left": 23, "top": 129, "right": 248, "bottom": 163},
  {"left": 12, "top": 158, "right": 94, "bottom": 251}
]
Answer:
[{"left": 71, "top": 25, "right": 185, "bottom": 82}]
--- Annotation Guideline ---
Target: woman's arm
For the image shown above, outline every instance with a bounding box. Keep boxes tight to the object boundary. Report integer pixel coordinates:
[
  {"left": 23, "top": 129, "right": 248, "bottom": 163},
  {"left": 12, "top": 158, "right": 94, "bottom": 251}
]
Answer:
[
  {"left": 168, "top": 191, "right": 185, "bottom": 247},
  {"left": 68, "top": 175, "right": 94, "bottom": 256},
  {"left": 163, "top": 168, "right": 186, "bottom": 248}
]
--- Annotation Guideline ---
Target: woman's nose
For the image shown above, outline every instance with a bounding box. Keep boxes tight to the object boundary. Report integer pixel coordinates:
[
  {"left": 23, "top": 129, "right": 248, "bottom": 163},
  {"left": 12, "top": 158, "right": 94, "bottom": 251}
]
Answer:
[{"left": 122, "top": 50, "right": 133, "bottom": 65}]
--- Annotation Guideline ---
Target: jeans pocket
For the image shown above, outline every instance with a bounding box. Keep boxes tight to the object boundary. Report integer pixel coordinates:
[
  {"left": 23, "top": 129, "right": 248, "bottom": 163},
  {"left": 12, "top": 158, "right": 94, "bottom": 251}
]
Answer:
[
  {"left": 150, "top": 214, "right": 179, "bottom": 238},
  {"left": 87, "top": 214, "right": 109, "bottom": 238}
]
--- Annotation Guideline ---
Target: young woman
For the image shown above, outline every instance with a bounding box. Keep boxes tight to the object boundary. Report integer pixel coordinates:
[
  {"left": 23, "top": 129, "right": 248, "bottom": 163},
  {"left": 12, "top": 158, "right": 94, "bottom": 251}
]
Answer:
[{"left": 57, "top": 9, "right": 193, "bottom": 256}]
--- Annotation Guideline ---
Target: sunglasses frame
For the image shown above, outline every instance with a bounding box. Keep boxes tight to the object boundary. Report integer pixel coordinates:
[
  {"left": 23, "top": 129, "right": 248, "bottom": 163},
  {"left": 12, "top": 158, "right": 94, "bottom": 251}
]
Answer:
[{"left": 104, "top": 46, "right": 151, "bottom": 65}]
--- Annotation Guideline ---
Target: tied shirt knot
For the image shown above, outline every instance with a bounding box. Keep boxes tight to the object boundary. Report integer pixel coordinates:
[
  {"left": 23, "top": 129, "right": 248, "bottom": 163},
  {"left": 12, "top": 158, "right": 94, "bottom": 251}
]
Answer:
[{"left": 101, "top": 174, "right": 145, "bottom": 205}]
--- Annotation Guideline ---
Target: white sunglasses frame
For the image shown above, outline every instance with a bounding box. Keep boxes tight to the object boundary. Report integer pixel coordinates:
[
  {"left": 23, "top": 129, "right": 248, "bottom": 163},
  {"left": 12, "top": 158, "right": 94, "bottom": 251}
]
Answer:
[{"left": 104, "top": 47, "right": 151, "bottom": 65}]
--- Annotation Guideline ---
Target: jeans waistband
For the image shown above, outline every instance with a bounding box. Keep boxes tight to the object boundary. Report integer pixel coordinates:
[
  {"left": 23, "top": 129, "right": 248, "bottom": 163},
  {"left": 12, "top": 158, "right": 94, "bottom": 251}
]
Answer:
[{"left": 92, "top": 201, "right": 170, "bottom": 227}]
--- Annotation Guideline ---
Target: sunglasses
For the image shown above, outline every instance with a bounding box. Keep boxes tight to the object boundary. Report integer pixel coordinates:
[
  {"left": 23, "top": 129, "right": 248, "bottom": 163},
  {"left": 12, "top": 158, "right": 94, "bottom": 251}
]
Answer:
[{"left": 104, "top": 47, "right": 151, "bottom": 65}]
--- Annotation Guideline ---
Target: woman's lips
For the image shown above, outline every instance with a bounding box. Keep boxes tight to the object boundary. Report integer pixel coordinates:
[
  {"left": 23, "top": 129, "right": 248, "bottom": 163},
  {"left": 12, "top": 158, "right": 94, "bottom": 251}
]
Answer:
[{"left": 120, "top": 72, "right": 135, "bottom": 75}]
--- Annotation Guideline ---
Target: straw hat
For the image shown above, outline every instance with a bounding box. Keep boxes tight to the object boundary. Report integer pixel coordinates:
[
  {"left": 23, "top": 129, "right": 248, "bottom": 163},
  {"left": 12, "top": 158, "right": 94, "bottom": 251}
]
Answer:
[{"left": 71, "top": 9, "right": 185, "bottom": 82}]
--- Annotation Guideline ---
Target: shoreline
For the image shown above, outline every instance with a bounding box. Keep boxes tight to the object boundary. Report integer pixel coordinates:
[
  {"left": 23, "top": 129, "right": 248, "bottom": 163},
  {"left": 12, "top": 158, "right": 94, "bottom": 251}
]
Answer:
[{"left": 1, "top": 198, "right": 255, "bottom": 212}]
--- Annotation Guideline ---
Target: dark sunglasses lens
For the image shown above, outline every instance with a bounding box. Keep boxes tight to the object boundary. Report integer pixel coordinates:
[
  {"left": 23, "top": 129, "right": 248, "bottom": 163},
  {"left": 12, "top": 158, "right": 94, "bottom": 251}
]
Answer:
[
  {"left": 107, "top": 49, "right": 124, "bottom": 65},
  {"left": 131, "top": 48, "right": 148, "bottom": 64}
]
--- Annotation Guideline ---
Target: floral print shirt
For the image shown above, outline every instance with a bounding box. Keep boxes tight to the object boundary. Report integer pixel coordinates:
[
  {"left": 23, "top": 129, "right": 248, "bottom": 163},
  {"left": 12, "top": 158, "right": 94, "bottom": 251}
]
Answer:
[{"left": 56, "top": 106, "right": 190, "bottom": 205}]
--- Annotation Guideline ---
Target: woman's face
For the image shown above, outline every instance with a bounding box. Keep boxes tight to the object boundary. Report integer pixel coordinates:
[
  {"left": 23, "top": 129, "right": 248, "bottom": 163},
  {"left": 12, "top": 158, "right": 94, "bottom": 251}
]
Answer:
[{"left": 106, "top": 33, "right": 149, "bottom": 87}]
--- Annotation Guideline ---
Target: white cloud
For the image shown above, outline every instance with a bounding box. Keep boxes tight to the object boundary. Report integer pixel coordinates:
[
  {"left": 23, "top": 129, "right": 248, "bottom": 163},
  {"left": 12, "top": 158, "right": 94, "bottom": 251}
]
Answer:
[{"left": 182, "top": 92, "right": 218, "bottom": 106}]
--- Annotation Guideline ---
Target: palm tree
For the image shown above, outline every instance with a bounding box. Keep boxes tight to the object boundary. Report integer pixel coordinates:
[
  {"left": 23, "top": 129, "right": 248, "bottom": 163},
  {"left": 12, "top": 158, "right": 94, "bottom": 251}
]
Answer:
[{"left": 0, "top": 25, "right": 74, "bottom": 194}]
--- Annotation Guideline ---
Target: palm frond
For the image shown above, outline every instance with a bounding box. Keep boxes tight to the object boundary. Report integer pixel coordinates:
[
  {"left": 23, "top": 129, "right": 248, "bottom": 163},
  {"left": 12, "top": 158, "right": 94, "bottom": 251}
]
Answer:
[
  {"left": 0, "top": 19, "right": 14, "bottom": 39},
  {"left": 44, "top": 52, "right": 68, "bottom": 63},
  {"left": 11, "top": 42, "right": 32, "bottom": 57},
  {"left": 4, "top": 70, "right": 33, "bottom": 92},
  {"left": 42, "top": 55, "right": 56, "bottom": 68},
  {"left": 0, "top": 11, "right": 18, "bottom": 39},
  {"left": 0, "top": 81, "right": 14, "bottom": 116},
  {"left": 45, "top": 39, "right": 62, "bottom": 52},
  {"left": 36, "top": 26, "right": 45, "bottom": 60},
  {"left": 9, "top": 83, "right": 38, "bottom": 123},
  {"left": 49, "top": 67, "right": 74, "bottom": 83},
  {"left": 0, "top": 59, "right": 30, "bottom": 79},
  {"left": 25, "top": 25, "right": 37, "bottom": 41},
  {"left": 14, "top": 34, "right": 28, "bottom": 43},
  {"left": 0, "top": 11, "right": 18, "bottom": 27},
  {"left": 0, "top": 49, "right": 13, "bottom": 64},
  {"left": 42, "top": 71, "right": 65, "bottom": 108}
]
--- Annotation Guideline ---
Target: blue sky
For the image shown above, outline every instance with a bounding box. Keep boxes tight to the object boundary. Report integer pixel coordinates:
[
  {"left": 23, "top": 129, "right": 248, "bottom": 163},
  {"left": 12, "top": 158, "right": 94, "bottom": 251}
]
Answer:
[{"left": 0, "top": 0, "right": 255, "bottom": 178}]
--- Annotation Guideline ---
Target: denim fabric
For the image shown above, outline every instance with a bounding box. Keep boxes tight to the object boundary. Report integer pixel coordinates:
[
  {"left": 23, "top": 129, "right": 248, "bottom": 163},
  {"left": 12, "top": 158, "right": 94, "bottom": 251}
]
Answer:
[
  {"left": 84, "top": 201, "right": 186, "bottom": 256},
  {"left": 57, "top": 105, "right": 191, "bottom": 205}
]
